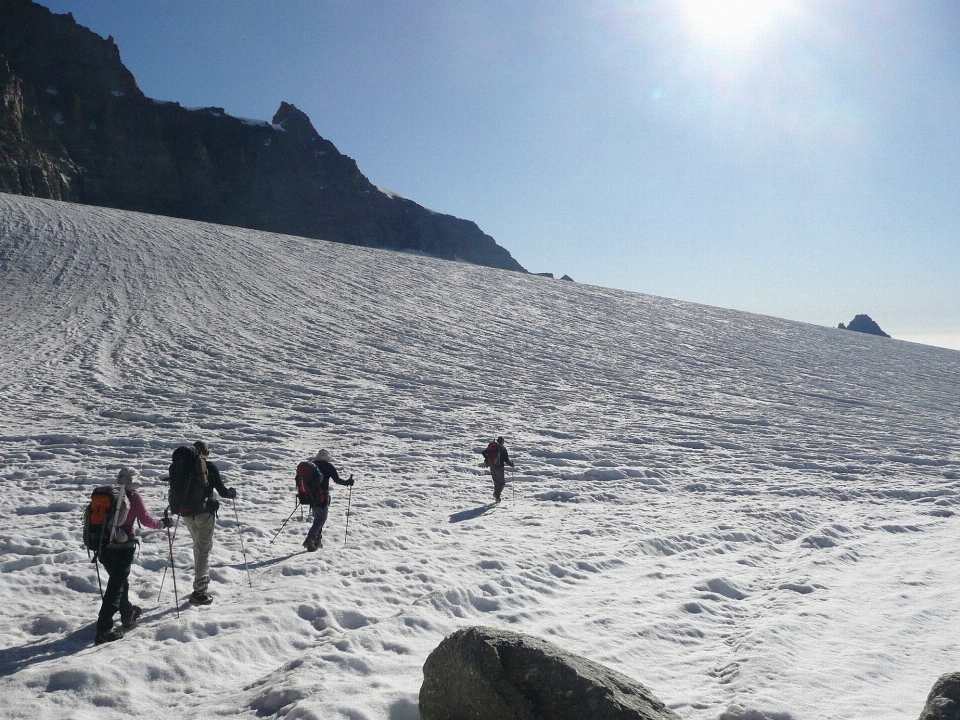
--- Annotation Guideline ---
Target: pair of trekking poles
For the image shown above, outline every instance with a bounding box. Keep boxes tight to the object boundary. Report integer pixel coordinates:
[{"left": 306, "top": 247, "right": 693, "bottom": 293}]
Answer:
[
  {"left": 269, "top": 475, "right": 355, "bottom": 546},
  {"left": 157, "top": 498, "right": 252, "bottom": 617}
]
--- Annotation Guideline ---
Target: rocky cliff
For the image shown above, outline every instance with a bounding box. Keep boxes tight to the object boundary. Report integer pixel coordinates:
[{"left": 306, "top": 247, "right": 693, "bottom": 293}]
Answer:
[
  {"left": 838, "top": 314, "right": 890, "bottom": 338},
  {"left": 0, "top": 0, "right": 525, "bottom": 271}
]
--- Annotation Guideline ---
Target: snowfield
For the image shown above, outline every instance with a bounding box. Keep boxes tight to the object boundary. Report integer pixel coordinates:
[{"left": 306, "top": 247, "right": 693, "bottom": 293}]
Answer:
[{"left": 1, "top": 193, "right": 959, "bottom": 720}]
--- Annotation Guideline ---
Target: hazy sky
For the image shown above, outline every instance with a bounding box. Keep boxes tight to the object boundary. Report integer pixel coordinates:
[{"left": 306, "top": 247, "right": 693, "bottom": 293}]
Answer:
[{"left": 37, "top": 0, "right": 960, "bottom": 349}]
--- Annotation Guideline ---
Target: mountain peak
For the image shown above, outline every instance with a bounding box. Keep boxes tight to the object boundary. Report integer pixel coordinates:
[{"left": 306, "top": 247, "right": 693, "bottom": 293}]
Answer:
[{"left": 272, "top": 101, "right": 320, "bottom": 139}]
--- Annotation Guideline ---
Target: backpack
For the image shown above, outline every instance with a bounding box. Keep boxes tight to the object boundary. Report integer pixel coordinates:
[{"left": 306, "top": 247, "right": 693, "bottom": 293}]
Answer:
[
  {"left": 168, "top": 445, "right": 209, "bottom": 516},
  {"left": 82, "top": 485, "right": 131, "bottom": 554},
  {"left": 483, "top": 441, "right": 500, "bottom": 467},
  {"left": 295, "top": 461, "right": 326, "bottom": 506}
]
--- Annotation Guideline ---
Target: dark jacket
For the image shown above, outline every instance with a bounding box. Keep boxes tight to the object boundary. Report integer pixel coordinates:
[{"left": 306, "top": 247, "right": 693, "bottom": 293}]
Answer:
[
  {"left": 305, "top": 459, "right": 350, "bottom": 507},
  {"left": 493, "top": 445, "right": 514, "bottom": 468},
  {"left": 204, "top": 462, "right": 230, "bottom": 500}
]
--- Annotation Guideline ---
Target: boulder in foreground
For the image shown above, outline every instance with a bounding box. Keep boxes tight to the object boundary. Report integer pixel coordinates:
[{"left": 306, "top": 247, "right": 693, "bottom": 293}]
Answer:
[
  {"left": 419, "top": 626, "right": 680, "bottom": 720},
  {"left": 918, "top": 672, "right": 960, "bottom": 720}
]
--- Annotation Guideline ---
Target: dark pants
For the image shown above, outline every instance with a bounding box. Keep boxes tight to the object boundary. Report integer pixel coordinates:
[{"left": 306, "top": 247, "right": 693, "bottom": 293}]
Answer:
[
  {"left": 491, "top": 465, "right": 506, "bottom": 500},
  {"left": 307, "top": 503, "right": 329, "bottom": 542},
  {"left": 96, "top": 544, "right": 136, "bottom": 632}
]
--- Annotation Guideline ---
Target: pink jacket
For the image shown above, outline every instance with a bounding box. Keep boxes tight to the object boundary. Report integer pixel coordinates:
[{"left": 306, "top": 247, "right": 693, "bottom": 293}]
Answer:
[{"left": 121, "top": 491, "right": 164, "bottom": 536}]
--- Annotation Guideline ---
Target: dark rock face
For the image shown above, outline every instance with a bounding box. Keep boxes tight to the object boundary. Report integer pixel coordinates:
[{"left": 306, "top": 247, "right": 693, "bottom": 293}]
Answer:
[
  {"left": 419, "top": 626, "right": 680, "bottom": 720},
  {"left": 838, "top": 314, "right": 890, "bottom": 338},
  {"left": 0, "top": 0, "right": 525, "bottom": 271},
  {"left": 918, "top": 672, "right": 960, "bottom": 720}
]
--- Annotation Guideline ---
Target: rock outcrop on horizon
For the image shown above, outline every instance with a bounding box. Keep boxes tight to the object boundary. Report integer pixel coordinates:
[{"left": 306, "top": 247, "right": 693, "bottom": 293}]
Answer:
[
  {"left": 0, "top": 0, "right": 525, "bottom": 271},
  {"left": 419, "top": 626, "right": 680, "bottom": 720},
  {"left": 837, "top": 314, "right": 891, "bottom": 338}
]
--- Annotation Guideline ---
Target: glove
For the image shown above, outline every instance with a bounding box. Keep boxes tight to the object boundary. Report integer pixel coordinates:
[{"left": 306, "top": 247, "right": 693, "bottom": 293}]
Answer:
[
  {"left": 347, "top": 478, "right": 355, "bottom": 487},
  {"left": 161, "top": 515, "right": 173, "bottom": 529},
  {"left": 205, "top": 497, "right": 220, "bottom": 515},
  {"left": 225, "top": 487, "right": 237, "bottom": 499}
]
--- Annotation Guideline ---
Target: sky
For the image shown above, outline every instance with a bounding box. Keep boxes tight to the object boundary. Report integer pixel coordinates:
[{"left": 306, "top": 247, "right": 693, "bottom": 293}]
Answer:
[{"left": 36, "top": 0, "right": 960, "bottom": 350}]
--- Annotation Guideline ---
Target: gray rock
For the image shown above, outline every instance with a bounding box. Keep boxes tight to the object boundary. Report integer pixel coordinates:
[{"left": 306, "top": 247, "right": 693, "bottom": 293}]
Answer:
[
  {"left": 838, "top": 314, "right": 890, "bottom": 338},
  {"left": 918, "top": 673, "right": 960, "bottom": 720},
  {"left": 419, "top": 626, "right": 680, "bottom": 720}
]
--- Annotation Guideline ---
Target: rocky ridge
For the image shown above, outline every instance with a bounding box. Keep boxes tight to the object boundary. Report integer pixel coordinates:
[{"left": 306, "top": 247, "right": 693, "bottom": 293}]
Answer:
[{"left": 0, "top": 0, "right": 524, "bottom": 271}]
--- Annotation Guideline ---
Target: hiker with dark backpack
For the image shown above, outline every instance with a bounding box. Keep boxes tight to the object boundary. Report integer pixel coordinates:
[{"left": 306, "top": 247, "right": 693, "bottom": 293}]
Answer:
[
  {"left": 168, "top": 441, "right": 236, "bottom": 605},
  {"left": 482, "top": 436, "right": 515, "bottom": 503},
  {"left": 296, "top": 449, "right": 353, "bottom": 551},
  {"left": 85, "top": 467, "right": 169, "bottom": 645}
]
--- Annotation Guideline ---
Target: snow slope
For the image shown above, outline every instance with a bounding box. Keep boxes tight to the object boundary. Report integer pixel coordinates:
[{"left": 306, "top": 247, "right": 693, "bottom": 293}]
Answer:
[{"left": 1, "top": 193, "right": 959, "bottom": 720}]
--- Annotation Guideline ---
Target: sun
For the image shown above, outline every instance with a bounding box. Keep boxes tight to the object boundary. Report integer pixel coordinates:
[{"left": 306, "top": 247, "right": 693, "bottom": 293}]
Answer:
[{"left": 678, "top": 0, "right": 798, "bottom": 52}]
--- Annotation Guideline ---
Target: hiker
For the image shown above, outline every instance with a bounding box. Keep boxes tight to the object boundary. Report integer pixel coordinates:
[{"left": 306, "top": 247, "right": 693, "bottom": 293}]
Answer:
[
  {"left": 94, "top": 467, "right": 170, "bottom": 645},
  {"left": 299, "top": 449, "right": 353, "bottom": 551},
  {"left": 483, "top": 436, "right": 515, "bottom": 503},
  {"left": 178, "top": 440, "right": 237, "bottom": 605}
]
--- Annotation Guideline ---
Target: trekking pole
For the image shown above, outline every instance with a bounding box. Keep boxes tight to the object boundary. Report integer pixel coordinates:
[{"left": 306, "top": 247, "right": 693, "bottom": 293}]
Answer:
[
  {"left": 343, "top": 475, "right": 354, "bottom": 545},
  {"left": 157, "top": 512, "right": 180, "bottom": 613},
  {"left": 165, "top": 515, "right": 180, "bottom": 618},
  {"left": 270, "top": 502, "right": 300, "bottom": 544},
  {"left": 232, "top": 498, "right": 253, "bottom": 588},
  {"left": 93, "top": 555, "right": 104, "bottom": 601}
]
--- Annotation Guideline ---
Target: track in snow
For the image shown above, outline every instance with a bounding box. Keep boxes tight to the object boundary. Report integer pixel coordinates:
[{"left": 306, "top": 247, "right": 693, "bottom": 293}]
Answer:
[{"left": 1, "top": 194, "right": 959, "bottom": 720}]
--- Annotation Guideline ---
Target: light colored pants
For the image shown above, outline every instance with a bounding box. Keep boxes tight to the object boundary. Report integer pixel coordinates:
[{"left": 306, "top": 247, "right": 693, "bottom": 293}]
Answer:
[{"left": 183, "top": 511, "right": 216, "bottom": 594}]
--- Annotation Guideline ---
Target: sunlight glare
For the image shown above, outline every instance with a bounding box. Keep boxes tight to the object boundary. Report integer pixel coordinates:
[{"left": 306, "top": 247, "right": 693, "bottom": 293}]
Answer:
[{"left": 679, "top": 0, "right": 798, "bottom": 51}]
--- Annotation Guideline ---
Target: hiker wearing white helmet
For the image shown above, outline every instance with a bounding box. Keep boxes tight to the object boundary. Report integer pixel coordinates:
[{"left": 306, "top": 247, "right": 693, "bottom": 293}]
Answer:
[
  {"left": 92, "top": 467, "right": 168, "bottom": 645},
  {"left": 297, "top": 449, "right": 353, "bottom": 551}
]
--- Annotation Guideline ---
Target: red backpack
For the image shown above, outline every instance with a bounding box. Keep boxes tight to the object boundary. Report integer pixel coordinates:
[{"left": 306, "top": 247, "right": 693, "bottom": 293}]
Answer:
[
  {"left": 296, "top": 461, "right": 326, "bottom": 505},
  {"left": 483, "top": 441, "right": 500, "bottom": 467}
]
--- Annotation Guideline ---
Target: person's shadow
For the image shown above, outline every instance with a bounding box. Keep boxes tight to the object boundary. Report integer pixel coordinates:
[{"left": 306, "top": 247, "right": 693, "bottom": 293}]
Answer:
[
  {"left": 0, "top": 625, "right": 93, "bottom": 677},
  {"left": 0, "top": 600, "right": 201, "bottom": 676},
  {"left": 449, "top": 504, "right": 496, "bottom": 523}
]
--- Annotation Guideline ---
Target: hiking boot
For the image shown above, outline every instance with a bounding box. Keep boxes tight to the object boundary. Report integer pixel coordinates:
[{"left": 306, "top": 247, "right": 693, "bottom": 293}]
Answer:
[
  {"left": 188, "top": 590, "right": 213, "bottom": 605},
  {"left": 94, "top": 627, "right": 124, "bottom": 645},
  {"left": 121, "top": 605, "right": 142, "bottom": 630},
  {"left": 494, "top": 495, "right": 501, "bottom": 503}
]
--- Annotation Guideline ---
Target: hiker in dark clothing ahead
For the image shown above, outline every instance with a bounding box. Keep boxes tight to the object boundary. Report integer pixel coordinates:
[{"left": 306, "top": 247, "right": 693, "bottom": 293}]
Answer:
[
  {"left": 95, "top": 467, "right": 169, "bottom": 645},
  {"left": 483, "top": 436, "right": 515, "bottom": 503},
  {"left": 300, "top": 449, "right": 353, "bottom": 551},
  {"left": 181, "top": 440, "right": 236, "bottom": 605}
]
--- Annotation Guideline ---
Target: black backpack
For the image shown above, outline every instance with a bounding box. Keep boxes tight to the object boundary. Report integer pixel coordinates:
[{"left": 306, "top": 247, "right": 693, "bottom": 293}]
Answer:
[
  {"left": 168, "top": 445, "right": 209, "bottom": 516},
  {"left": 82, "top": 485, "right": 131, "bottom": 554}
]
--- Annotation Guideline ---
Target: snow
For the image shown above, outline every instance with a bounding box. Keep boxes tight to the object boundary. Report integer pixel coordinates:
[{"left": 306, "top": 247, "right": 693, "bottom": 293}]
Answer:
[{"left": 1, "top": 193, "right": 959, "bottom": 720}]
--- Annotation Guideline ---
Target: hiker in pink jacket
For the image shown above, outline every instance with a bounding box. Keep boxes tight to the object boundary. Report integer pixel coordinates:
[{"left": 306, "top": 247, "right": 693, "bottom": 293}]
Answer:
[{"left": 94, "top": 467, "right": 169, "bottom": 645}]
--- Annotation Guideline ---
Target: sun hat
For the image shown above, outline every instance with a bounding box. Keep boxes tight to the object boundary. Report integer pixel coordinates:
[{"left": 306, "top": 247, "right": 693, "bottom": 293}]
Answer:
[{"left": 116, "top": 467, "right": 142, "bottom": 489}]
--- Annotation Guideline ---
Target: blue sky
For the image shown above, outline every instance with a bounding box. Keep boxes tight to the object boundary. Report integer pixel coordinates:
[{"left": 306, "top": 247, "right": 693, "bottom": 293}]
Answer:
[{"left": 38, "top": 0, "right": 960, "bottom": 349}]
